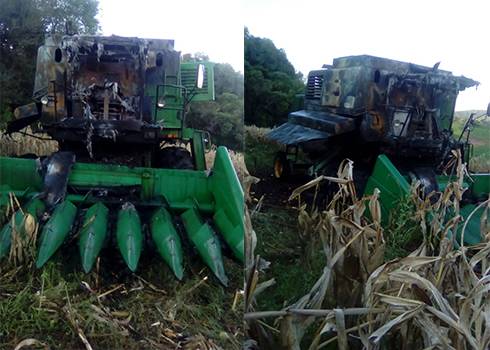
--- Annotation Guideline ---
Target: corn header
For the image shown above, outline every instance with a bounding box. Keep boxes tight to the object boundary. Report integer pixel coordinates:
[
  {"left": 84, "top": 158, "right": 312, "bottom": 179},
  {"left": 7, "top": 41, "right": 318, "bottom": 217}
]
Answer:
[{"left": 0, "top": 35, "right": 243, "bottom": 285}]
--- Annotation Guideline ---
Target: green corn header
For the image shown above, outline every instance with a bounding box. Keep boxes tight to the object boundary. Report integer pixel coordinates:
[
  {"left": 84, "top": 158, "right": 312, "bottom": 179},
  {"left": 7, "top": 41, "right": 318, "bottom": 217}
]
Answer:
[
  {"left": 0, "top": 35, "right": 243, "bottom": 285},
  {"left": 364, "top": 154, "right": 489, "bottom": 246}
]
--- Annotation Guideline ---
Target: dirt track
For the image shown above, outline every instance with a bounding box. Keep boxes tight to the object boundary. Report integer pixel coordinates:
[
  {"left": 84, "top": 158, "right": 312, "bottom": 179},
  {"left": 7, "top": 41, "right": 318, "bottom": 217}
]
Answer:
[{"left": 248, "top": 172, "right": 311, "bottom": 209}]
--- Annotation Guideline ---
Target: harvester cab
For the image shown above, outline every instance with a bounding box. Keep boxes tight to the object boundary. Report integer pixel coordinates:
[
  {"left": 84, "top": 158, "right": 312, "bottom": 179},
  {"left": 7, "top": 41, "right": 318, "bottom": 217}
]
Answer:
[
  {"left": 0, "top": 35, "right": 243, "bottom": 286},
  {"left": 268, "top": 55, "right": 489, "bottom": 246},
  {"left": 8, "top": 35, "right": 214, "bottom": 169}
]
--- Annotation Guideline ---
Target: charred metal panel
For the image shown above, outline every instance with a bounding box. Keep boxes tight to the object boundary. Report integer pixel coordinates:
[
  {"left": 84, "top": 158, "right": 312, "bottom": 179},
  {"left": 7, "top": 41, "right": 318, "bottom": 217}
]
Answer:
[
  {"left": 267, "top": 109, "right": 355, "bottom": 145},
  {"left": 39, "top": 151, "right": 76, "bottom": 208},
  {"left": 6, "top": 103, "right": 42, "bottom": 134},
  {"left": 145, "top": 48, "right": 181, "bottom": 125},
  {"left": 267, "top": 122, "right": 331, "bottom": 145},
  {"left": 288, "top": 110, "right": 356, "bottom": 134}
]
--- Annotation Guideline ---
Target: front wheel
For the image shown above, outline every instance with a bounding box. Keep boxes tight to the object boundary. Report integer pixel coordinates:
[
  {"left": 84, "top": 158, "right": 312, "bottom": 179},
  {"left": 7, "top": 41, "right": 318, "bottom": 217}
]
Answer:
[{"left": 273, "top": 152, "right": 292, "bottom": 179}]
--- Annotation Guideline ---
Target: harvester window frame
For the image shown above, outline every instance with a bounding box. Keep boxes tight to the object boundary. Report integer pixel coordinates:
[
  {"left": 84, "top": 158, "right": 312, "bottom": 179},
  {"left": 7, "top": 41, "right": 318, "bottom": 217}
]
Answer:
[{"left": 156, "top": 52, "right": 163, "bottom": 67}]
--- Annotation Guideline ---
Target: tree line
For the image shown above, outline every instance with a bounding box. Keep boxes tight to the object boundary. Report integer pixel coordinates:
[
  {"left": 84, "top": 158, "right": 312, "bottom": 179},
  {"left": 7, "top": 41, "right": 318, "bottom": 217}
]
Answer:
[
  {"left": 184, "top": 54, "right": 244, "bottom": 150},
  {"left": 244, "top": 27, "right": 305, "bottom": 128},
  {"left": 0, "top": 0, "right": 99, "bottom": 125}
]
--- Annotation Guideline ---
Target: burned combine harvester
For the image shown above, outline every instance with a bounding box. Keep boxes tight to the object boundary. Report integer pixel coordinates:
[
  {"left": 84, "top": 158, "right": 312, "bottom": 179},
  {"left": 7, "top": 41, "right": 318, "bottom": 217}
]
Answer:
[
  {"left": 0, "top": 35, "right": 243, "bottom": 286},
  {"left": 268, "top": 55, "right": 489, "bottom": 245}
]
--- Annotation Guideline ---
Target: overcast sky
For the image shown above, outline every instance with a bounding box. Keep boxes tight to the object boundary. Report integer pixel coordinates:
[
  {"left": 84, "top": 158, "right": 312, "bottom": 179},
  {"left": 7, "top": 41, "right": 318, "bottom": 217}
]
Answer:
[
  {"left": 97, "top": 0, "right": 243, "bottom": 72},
  {"left": 97, "top": 0, "right": 488, "bottom": 111},
  {"left": 245, "top": 0, "right": 489, "bottom": 111}
]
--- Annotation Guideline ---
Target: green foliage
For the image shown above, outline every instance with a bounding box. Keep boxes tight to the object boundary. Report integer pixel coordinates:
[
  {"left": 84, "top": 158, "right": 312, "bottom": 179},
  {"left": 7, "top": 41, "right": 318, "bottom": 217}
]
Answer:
[
  {"left": 38, "top": 0, "right": 100, "bottom": 34},
  {"left": 0, "top": 0, "right": 99, "bottom": 128},
  {"left": 244, "top": 27, "right": 304, "bottom": 127},
  {"left": 384, "top": 196, "right": 422, "bottom": 260},
  {"left": 452, "top": 111, "right": 490, "bottom": 172},
  {"left": 187, "top": 62, "right": 244, "bottom": 150},
  {"left": 244, "top": 125, "right": 279, "bottom": 176},
  {"left": 214, "top": 63, "right": 244, "bottom": 97},
  {"left": 252, "top": 207, "right": 324, "bottom": 312},
  {"left": 0, "top": 253, "right": 242, "bottom": 349}
]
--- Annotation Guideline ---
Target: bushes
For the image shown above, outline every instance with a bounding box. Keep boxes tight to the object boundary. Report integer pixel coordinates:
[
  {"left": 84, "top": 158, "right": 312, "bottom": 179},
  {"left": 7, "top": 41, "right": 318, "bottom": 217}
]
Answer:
[
  {"left": 244, "top": 125, "right": 279, "bottom": 176},
  {"left": 186, "top": 63, "right": 244, "bottom": 151},
  {"left": 187, "top": 93, "right": 244, "bottom": 151},
  {"left": 244, "top": 28, "right": 305, "bottom": 128}
]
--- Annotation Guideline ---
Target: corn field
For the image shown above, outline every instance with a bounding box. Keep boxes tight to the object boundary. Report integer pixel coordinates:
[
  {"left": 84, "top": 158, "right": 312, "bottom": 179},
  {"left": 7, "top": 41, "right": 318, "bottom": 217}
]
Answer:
[
  {"left": 245, "top": 157, "right": 490, "bottom": 350},
  {"left": 0, "top": 128, "right": 58, "bottom": 157}
]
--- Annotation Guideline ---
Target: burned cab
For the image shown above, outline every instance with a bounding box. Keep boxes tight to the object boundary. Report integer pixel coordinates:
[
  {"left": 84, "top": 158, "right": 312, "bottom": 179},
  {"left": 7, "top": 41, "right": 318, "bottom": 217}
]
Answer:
[{"left": 10, "top": 35, "right": 214, "bottom": 167}]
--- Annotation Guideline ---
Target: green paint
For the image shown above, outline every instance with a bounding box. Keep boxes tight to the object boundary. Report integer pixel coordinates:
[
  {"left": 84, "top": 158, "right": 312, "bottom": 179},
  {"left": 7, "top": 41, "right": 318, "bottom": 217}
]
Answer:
[
  {"left": 0, "top": 148, "right": 244, "bottom": 277},
  {"left": 213, "top": 209, "right": 244, "bottom": 262},
  {"left": 36, "top": 201, "right": 77, "bottom": 268},
  {"left": 363, "top": 154, "right": 410, "bottom": 225},
  {"left": 150, "top": 207, "right": 184, "bottom": 280},
  {"left": 79, "top": 202, "right": 109, "bottom": 273},
  {"left": 456, "top": 204, "right": 486, "bottom": 246},
  {"left": 364, "top": 154, "right": 487, "bottom": 246},
  {"left": 180, "top": 62, "right": 215, "bottom": 102},
  {"left": 116, "top": 203, "right": 143, "bottom": 272},
  {"left": 192, "top": 130, "right": 207, "bottom": 171},
  {"left": 0, "top": 198, "right": 45, "bottom": 260},
  {"left": 0, "top": 222, "right": 11, "bottom": 259},
  {"left": 181, "top": 208, "right": 228, "bottom": 286},
  {"left": 469, "top": 174, "right": 490, "bottom": 198}
]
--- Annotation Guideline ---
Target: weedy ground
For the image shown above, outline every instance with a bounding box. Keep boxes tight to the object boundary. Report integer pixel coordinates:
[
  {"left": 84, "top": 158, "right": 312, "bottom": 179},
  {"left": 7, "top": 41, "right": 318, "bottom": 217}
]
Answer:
[
  {"left": 251, "top": 207, "right": 325, "bottom": 312},
  {"left": 0, "top": 251, "right": 243, "bottom": 349}
]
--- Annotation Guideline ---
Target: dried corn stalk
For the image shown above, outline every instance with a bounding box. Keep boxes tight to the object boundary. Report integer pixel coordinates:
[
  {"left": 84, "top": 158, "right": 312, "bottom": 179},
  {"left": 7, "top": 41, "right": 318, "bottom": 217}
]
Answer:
[{"left": 246, "top": 153, "right": 489, "bottom": 350}]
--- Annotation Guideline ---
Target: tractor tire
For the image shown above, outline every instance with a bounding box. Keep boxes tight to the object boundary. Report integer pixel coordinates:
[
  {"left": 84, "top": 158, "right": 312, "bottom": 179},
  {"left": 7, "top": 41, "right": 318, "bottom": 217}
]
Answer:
[
  {"left": 273, "top": 152, "right": 292, "bottom": 179},
  {"left": 155, "top": 147, "right": 194, "bottom": 170}
]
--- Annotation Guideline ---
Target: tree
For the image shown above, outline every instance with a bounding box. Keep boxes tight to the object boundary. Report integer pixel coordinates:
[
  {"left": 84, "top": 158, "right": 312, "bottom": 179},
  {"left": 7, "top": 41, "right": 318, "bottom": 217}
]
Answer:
[
  {"left": 184, "top": 58, "right": 244, "bottom": 150},
  {"left": 214, "top": 63, "right": 244, "bottom": 97},
  {"left": 244, "top": 27, "right": 304, "bottom": 127},
  {"left": 0, "top": 0, "right": 99, "bottom": 127},
  {"left": 39, "top": 0, "right": 99, "bottom": 34}
]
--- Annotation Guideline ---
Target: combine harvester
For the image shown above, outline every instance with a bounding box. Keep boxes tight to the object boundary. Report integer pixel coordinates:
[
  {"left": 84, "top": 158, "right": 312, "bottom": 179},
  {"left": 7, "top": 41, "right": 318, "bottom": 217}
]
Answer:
[
  {"left": 0, "top": 35, "right": 243, "bottom": 286},
  {"left": 268, "top": 55, "right": 489, "bottom": 244}
]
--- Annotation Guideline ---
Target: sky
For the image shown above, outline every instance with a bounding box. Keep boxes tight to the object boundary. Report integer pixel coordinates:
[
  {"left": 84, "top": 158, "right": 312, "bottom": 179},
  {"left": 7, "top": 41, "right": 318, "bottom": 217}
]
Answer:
[
  {"left": 97, "top": 0, "right": 243, "bottom": 73},
  {"left": 244, "top": 0, "right": 489, "bottom": 111}
]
